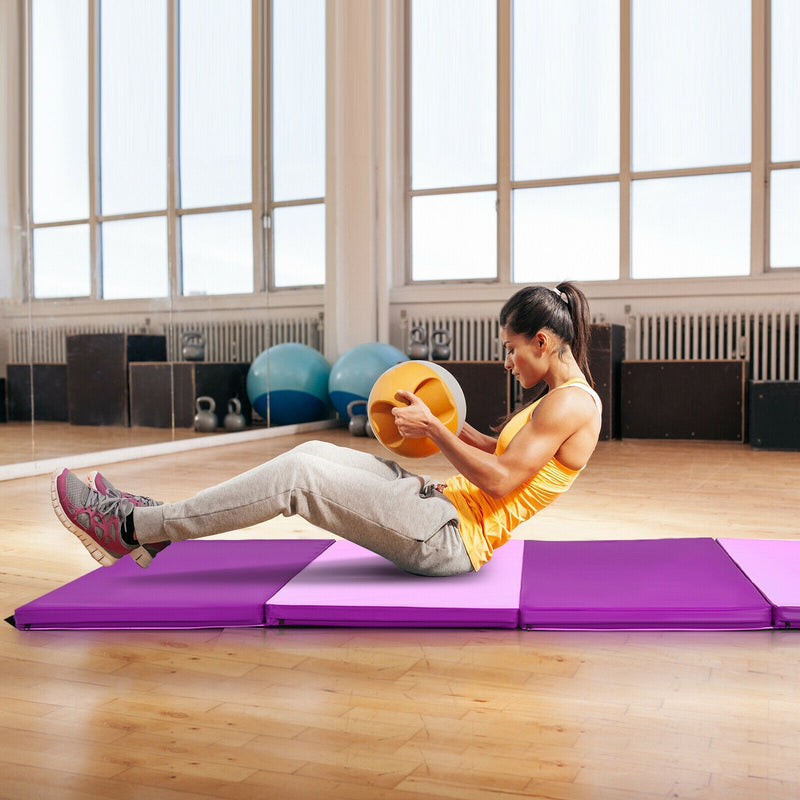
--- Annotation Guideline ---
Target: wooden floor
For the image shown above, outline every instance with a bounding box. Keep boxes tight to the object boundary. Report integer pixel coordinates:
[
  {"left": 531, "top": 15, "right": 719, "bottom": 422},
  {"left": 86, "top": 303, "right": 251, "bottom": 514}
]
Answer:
[
  {"left": 2, "top": 427, "right": 800, "bottom": 799},
  {"left": 0, "top": 420, "right": 207, "bottom": 466}
]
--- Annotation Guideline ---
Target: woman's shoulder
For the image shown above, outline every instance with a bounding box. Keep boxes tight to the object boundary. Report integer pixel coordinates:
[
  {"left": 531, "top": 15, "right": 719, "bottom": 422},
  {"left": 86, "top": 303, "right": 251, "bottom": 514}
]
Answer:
[{"left": 547, "top": 379, "right": 602, "bottom": 416}]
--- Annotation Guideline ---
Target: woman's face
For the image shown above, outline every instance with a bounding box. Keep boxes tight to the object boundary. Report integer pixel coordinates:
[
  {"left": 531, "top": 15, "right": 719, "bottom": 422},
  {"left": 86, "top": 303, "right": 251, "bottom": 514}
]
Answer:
[{"left": 500, "top": 327, "right": 545, "bottom": 390}]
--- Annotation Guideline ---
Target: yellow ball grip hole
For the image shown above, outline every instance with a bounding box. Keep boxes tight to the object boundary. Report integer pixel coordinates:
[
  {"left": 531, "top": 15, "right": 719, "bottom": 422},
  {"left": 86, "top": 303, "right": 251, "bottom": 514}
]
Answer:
[
  {"left": 368, "top": 400, "right": 404, "bottom": 448},
  {"left": 411, "top": 377, "right": 459, "bottom": 433}
]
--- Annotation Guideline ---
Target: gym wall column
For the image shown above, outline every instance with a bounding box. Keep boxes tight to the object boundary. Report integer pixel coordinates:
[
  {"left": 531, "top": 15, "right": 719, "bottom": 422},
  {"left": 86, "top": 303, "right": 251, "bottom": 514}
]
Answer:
[
  {"left": 0, "top": 1, "right": 24, "bottom": 305},
  {"left": 325, "top": 0, "right": 382, "bottom": 361}
]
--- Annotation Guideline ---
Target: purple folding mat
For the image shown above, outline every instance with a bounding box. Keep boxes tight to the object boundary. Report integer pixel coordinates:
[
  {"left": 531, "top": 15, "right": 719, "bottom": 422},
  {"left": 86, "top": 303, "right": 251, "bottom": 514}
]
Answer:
[
  {"left": 519, "top": 538, "right": 773, "bottom": 630},
  {"left": 265, "top": 539, "right": 524, "bottom": 628},
  {"left": 13, "top": 539, "right": 333, "bottom": 630},
  {"left": 718, "top": 538, "right": 800, "bottom": 628}
]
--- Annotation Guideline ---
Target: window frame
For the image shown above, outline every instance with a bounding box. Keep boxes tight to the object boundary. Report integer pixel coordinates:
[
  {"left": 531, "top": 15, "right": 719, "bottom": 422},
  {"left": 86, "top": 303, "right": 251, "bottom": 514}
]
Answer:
[
  {"left": 24, "top": 0, "right": 326, "bottom": 303},
  {"left": 404, "top": 0, "right": 797, "bottom": 286},
  {"left": 765, "top": 0, "right": 800, "bottom": 270},
  {"left": 263, "top": 0, "right": 326, "bottom": 290}
]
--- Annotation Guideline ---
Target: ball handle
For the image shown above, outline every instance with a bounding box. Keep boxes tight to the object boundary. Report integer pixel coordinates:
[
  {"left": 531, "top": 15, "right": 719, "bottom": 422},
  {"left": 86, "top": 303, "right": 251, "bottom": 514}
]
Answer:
[{"left": 367, "top": 362, "right": 465, "bottom": 458}]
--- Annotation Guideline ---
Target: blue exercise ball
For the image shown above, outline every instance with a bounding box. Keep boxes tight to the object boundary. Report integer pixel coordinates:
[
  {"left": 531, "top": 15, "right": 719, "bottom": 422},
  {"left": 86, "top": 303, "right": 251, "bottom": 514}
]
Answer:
[
  {"left": 328, "top": 342, "right": 409, "bottom": 419},
  {"left": 247, "top": 343, "right": 332, "bottom": 426}
]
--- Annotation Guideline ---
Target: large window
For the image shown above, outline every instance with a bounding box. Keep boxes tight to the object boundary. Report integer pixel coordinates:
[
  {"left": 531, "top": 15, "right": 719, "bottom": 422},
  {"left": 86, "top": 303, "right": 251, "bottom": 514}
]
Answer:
[
  {"left": 770, "top": 0, "right": 800, "bottom": 269},
  {"left": 100, "top": 0, "right": 169, "bottom": 299},
  {"left": 270, "top": 0, "right": 326, "bottom": 287},
  {"left": 179, "top": 0, "right": 253, "bottom": 296},
  {"left": 28, "top": 0, "right": 325, "bottom": 301},
  {"left": 408, "top": 0, "right": 797, "bottom": 283},
  {"left": 513, "top": 0, "right": 619, "bottom": 283},
  {"left": 31, "top": 0, "right": 89, "bottom": 298},
  {"left": 410, "top": 0, "right": 497, "bottom": 282},
  {"left": 630, "top": 0, "right": 750, "bottom": 279}
]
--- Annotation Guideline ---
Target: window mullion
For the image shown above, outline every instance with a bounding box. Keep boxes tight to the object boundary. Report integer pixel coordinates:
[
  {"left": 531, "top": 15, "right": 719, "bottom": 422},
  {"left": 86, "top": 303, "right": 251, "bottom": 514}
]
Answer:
[
  {"left": 88, "top": 0, "right": 101, "bottom": 298},
  {"left": 250, "top": 0, "right": 264, "bottom": 294},
  {"left": 167, "top": 0, "right": 180, "bottom": 298},
  {"left": 497, "top": 0, "right": 510, "bottom": 284},
  {"left": 23, "top": 0, "right": 32, "bottom": 302},
  {"left": 403, "top": 0, "right": 411, "bottom": 284},
  {"left": 752, "top": 0, "right": 767, "bottom": 274},
  {"left": 619, "top": 0, "right": 631, "bottom": 281},
  {"left": 262, "top": 0, "right": 273, "bottom": 292}
]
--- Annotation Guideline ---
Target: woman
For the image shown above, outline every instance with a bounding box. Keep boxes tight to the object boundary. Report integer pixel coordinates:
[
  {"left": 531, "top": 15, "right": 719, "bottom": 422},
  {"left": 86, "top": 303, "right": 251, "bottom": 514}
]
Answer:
[{"left": 52, "top": 282, "right": 602, "bottom": 577}]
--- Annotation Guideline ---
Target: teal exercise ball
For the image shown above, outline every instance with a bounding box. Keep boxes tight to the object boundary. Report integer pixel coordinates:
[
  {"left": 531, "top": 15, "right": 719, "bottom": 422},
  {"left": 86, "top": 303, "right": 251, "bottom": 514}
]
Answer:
[
  {"left": 328, "top": 342, "right": 409, "bottom": 420},
  {"left": 246, "top": 343, "right": 332, "bottom": 426}
]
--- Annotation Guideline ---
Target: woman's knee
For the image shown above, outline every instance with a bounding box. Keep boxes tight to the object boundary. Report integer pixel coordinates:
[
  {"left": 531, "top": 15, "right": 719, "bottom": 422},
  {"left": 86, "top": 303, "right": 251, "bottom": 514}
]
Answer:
[
  {"left": 291, "top": 440, "right": 351, "bottom": 462},
  {"left": 291, "top": 439, "right": 326, "bottom": 456},
  {"left": 278, "top": 448, "right": 334, "bottom": 490}
]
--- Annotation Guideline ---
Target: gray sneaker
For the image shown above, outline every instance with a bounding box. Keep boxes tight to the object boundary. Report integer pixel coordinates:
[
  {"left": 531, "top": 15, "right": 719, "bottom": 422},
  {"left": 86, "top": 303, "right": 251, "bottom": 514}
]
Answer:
[
  {"left": 87, "top": 471, "right": 162, "bottom": 507},
  {"left": 86, "top": 471, "right": 169, "bottom": 568},
  {"left": 52, "top": 468, "right": 138, "bottom": 566}
]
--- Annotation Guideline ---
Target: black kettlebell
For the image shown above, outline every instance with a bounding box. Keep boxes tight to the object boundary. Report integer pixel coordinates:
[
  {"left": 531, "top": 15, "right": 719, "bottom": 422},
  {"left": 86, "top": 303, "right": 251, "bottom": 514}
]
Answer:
[
  {"left": 431, "top": 329, "right": 451, "bottom": 360},
  {"left": 408, "top": 327, "right": 429, "bottom": 360},
  {"left": 182, "top": 331, "right": 206, "bottom": 361},
  {"left": 347, "top": 400, "right": 369, "bottom": 436},
  {"left": 224, "top": 398, "right": 247, "bottom": 432},
  {"left": 194, "top": 396, "right": 218, "bottom": 432}
]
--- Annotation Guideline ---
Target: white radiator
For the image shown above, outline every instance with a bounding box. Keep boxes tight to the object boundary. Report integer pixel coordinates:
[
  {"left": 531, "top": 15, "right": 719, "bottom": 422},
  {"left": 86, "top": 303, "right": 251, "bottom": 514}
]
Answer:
[
  {"left": 629, "top": 311, "right": 800, "bottom": 382},
  {"left": 405, "top": 310, "right": 800, "bottom": 383},
  {"left": 9, "top": 322, "right": 141, "bottom": 364},
  {"left": 168, "top": 315, "right": 323, "bottom": 363},
  {"left": 403, "top": 312, "right": 607, "bottom": 362},
  {"left": 403, "top": 314, "right": 503, "bottom": 362},
  {"left": 8, "top": 315, "right": 324, "bottom": 364}
]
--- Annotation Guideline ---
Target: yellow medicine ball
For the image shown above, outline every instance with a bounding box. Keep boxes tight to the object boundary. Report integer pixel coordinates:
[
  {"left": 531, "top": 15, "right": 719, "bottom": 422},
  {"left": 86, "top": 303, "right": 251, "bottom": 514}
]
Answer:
[{"left": 367, "top": 360, "right": 467, "bottom": 458}]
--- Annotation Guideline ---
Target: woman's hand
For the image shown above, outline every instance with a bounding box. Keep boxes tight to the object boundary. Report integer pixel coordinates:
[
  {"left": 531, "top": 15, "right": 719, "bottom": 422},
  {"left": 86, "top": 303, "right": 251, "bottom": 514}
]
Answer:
[{"left": 391, "top": 390, "right": 438, "bottom": 439}]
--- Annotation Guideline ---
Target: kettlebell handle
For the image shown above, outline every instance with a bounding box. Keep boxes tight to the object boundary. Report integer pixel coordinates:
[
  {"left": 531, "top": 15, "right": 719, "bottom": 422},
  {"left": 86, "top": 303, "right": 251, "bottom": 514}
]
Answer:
[
  {"left": 410, "top": 326, "right": 427, "bottom": 345},
  {"left": 346, "top": 399, "right": 368, "bottom": 419}
]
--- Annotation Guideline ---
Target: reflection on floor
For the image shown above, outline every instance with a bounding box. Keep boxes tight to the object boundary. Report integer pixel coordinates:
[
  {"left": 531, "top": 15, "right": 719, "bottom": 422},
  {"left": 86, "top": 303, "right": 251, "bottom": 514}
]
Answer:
[{"left": 0, "top": 420, "right": 208, "bottom": 465}]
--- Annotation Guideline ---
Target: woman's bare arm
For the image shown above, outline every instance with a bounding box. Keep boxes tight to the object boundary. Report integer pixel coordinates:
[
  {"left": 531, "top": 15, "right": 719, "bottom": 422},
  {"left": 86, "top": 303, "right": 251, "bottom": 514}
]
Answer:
[
  {"left": 392, "top": 389, "right": 598, "bottom": 498},
  {"left": 457, "top": 421, "right": 497, "bottom": 454}
]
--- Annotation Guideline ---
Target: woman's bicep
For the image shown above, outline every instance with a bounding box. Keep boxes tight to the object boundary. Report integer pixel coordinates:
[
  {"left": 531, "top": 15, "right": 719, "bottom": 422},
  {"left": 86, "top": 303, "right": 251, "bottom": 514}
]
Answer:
[
  {"left": 493, "top": 400, "right": 582, "bottom": 490},
  {"left": 458, "top": 422, "right": 498, "bottom": 453},
  {"left": 493, "top": 425, "right": 560, "bottom": 491}
]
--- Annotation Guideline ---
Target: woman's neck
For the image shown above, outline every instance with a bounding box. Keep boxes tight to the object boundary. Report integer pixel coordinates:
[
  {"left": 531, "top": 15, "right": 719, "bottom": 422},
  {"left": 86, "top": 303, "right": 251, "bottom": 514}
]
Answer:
[{"left": 544, "top": 353, "right": 585, "bottom": 390}]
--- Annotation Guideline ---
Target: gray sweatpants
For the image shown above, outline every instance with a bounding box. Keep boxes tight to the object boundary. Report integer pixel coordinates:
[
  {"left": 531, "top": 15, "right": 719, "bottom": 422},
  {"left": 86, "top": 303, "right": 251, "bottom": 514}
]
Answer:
[{"left": 133, "top": 440, "right": 473, "bottom": 577}]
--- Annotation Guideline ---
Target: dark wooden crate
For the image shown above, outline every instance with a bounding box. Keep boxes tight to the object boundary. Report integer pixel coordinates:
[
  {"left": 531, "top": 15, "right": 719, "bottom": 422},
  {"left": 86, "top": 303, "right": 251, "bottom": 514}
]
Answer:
[
  {"left": 433, "top": 360, "right": 510, "bottom": 436},
  {"left": 621, "top": 360, "right": 747, "bottom": 441},
  {"left": 129, "top": 362, "right": 252, "bottom": 429},
  {"left": 66, "top": 334, "right": 166, "bottom": 426},
  {"left": 587, "top": 323, "right": 625, "bottom": 440},
  {"left": 6, "top": 364, "right": 68, "bottom": 422},
  {"left": 749, "top": 381, "right": 800, "bottom": 451}
]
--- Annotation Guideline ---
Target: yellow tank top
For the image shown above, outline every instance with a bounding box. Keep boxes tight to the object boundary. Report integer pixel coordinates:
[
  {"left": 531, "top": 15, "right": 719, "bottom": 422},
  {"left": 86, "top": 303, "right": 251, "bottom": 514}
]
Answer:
[{"left": 443, "top": 379, "right": 601, "bottom": 571}]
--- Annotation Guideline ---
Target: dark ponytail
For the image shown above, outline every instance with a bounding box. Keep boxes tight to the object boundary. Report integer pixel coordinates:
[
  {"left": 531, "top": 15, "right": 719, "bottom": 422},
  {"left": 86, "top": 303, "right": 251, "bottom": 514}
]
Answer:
[
  {"left": 499, "top": 281, "right": 594, "bottom": 387},
  {"left": 556, "top": 282, "right": 593, "bottom": 387}
]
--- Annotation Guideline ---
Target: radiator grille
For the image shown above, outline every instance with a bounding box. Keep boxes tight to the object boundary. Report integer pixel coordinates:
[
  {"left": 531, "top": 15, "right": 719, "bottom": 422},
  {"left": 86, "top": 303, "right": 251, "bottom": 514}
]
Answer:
[
  {"left": 630, "top": 311, "right": 800, "bottom": 381},
  {"left": 405, "top": 310, "right": 800, "bottom": 382},
  {"left": 12, "top": 310, "right": 797, "bottom": 382},
  {"left": 9, "top": 322, "right": 141, "bottom": 364},
  {"left": 403, "top": 312, "right": 605, "bottom": 363},
  {"left": 8, "top": 315, "right": 324, "bottom": 364},
  {"left": 168, "top": 316, "right": 323, "bottom": 363},
  {"left": 404, "top": 314, "right": 503, "bottom": 362}
]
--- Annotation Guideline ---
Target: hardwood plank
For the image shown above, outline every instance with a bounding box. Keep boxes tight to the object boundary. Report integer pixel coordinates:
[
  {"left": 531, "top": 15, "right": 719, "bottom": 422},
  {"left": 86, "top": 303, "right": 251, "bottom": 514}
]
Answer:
[{"left": 2, "top": 429, "right": 800, "bottom": 798}]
